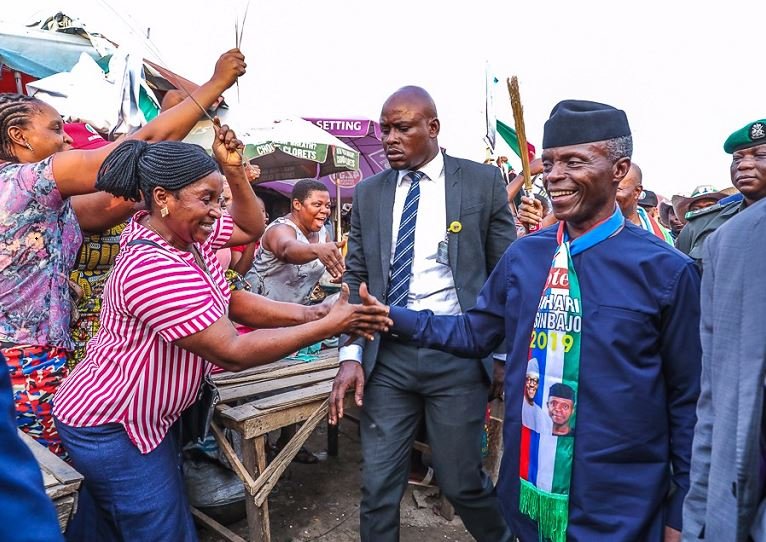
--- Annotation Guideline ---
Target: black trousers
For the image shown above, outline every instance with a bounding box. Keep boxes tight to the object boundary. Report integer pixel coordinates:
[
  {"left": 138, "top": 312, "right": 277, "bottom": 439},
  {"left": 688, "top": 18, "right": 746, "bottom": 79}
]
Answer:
[{"left": 359, "top": 340, "right": 511, "bottom": 542}]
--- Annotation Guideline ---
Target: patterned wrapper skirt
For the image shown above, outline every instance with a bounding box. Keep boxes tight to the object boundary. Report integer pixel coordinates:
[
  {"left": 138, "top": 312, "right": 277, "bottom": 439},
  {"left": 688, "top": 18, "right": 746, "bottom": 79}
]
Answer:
[{"left": 2, "top": 344, "right": 69, "bottom": 458}]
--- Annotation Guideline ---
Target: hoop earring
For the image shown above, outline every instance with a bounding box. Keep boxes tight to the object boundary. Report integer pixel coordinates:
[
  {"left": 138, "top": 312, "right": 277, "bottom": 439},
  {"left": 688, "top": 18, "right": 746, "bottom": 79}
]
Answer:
[
  {"left": 24, "top": 141, "right": 34, "bottom": 152},
  {"left": 160, "top": 206, "right": 169, "bottom": 218}
]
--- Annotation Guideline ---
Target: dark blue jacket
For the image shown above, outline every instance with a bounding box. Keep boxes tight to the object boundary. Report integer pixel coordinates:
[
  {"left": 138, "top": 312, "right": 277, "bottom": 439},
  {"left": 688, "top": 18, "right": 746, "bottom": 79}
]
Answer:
[{"left": 391, "top": 222, "right": 702, "bottom": 541}]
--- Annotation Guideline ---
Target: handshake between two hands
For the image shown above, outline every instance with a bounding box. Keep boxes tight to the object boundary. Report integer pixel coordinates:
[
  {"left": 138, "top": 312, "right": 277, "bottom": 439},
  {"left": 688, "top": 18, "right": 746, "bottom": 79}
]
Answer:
[{"left": 318, "top": 282, "right": 392, "bottom": 343}]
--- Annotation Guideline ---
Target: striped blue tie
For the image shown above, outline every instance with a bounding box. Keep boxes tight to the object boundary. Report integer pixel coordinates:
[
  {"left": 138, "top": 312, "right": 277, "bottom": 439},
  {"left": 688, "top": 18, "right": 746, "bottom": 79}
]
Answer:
[{"left": 387, "top": 171, "right": 424, "bottom": 307}]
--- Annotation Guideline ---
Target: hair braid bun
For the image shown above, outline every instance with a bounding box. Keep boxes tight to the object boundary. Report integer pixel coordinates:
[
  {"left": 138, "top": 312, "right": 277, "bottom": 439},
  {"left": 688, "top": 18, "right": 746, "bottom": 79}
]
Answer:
[
  {"left": 96, "top": 140, "right": 218, "bottom": 202},
  {"left": 95, "top": 140, "right": 149, "bottom": 201}
]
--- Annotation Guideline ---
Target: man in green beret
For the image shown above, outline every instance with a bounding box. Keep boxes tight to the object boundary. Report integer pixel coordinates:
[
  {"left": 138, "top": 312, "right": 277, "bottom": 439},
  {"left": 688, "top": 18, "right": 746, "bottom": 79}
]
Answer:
[{"left": 676, "top": 119, "right": 766, "bottom": 266}]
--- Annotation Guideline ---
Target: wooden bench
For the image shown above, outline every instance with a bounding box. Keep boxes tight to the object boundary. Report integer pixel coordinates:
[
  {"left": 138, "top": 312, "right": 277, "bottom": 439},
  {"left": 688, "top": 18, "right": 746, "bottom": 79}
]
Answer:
[
  {"left": 203, "top": 348, "right": 343, "bottom": 542},
  {"left": 19, "top": 430, "right": 83, "bottom": 532}
]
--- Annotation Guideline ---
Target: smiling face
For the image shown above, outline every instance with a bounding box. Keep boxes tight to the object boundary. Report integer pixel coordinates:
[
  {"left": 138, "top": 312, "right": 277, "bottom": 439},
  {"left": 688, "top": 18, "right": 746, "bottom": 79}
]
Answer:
[
  {"left": 380, "top": 89, "right": 440, "bottom": 171},
  {"left": 542, "top": 142, "right": 630, "bottom": 237},
  {"left": 730, "top": 143, "right": 766, "bottom": 205},
  {"left": 10, "top": 101, "right": 73, "bottom": 161},
  {"left": 293, "top": 189, "right": 331, "bottom": 233},
  {"left": 525, "top": 375, "right": 539, "bottom": 404},
  {"left": 159, "top": 172, "right": 225, "bottom": 246}
]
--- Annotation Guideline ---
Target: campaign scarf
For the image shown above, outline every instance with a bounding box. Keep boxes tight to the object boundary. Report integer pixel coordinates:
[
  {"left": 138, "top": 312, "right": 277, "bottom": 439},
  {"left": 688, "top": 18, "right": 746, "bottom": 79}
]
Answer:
[
  {"left": 636, "top": 206, "right": 674, "bottom": 245},
  {"left": 519, "top": 207, "right": 624, "bottom": 542}
]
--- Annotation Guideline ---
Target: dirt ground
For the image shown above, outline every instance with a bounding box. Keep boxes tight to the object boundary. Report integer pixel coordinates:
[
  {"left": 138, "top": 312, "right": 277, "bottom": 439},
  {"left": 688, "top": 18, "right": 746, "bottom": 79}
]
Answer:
[{"left": 197, "top": 418, "right": 474, "bottom": 542}]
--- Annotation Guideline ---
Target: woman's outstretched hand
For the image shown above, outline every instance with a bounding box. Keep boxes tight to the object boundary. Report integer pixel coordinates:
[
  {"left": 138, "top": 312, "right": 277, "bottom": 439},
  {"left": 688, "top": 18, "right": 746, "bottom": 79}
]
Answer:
[{"left": 325, "top": 283, "right": 391, "bottom": 341}]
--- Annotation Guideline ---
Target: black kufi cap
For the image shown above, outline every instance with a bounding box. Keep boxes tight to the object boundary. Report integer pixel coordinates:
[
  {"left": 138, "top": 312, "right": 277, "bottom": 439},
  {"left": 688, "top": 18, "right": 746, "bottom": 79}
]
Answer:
[
  {"left": 549, "top": 382, "right": 575, "bottom": 401},
  {"left": 543, "top": 100, "right": 631, "bottom": 149}
]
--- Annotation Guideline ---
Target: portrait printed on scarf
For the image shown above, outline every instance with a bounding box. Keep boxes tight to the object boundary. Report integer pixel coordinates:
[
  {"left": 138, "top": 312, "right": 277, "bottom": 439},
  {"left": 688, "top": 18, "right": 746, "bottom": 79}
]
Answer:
[
  {"left": 547, "top": 382, "right": 575, "bottom": 437},
  {"left": 521, "top": 358, "right": 546, "bottom": 431}
]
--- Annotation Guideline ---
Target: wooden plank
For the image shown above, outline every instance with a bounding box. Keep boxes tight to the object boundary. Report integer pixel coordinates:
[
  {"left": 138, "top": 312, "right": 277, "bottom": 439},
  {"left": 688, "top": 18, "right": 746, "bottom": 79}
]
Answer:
[
  {"left": 18, "top": 430, "right": 83, "bottom": 485},
  {"left": 218, "top": 367, "right": 339, "bottom": 403},
  {"left": 40, "top": 469, "right": 58, "bottom": 488},
  {"left": 212, "top": 359, "right": 304, "bottom": 383},
  {"left": 210, "top": 422, "right": 257, "bottom": 495},
  {"left": 248, "top": 381, "right": 334, "bottom": 411},
  {"left": 243, "top": 436, "right": 271, "bottom": 542},
  {"left": 215, "top": 357, "right": 339, "bottom": 389},
  {"left": 253, "top": 401, "right": 328, "bottom": 507},
  {"left": 212, "top": 349, "right": 339, "bottom": 385},
  {"left": 219, "top": 398, "right": 328, "bottom": 439},
  {"left": 54, "top": 495, "right": 76, "bottom": 531},
  {"left": 46, "top": 481, "right": 82, "bottom": 501},
  {"left": 192, "top": 507, "right": 248, "bottom": 542},
  {"left": 221, "top": 381, "right": 333, "bottom": 425},
  {"left": 483, "top": 399, "right": 505, "bottom": 484}
]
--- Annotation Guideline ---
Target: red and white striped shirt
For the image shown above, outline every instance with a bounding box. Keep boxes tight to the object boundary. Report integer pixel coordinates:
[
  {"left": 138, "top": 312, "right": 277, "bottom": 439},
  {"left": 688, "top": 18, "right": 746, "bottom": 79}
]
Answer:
[{"left": 54, "top": 211, "right": 234, "bottom": 454}]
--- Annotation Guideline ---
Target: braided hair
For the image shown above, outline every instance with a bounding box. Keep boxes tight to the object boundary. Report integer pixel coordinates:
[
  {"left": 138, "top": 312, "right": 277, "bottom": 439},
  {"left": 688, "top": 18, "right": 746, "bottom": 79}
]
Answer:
[
  {"left": 0, "top": 93, "right": 45, "bottom": 162},
  {"left": 96, "top": 140, "right": 218, "bottom": 208}
]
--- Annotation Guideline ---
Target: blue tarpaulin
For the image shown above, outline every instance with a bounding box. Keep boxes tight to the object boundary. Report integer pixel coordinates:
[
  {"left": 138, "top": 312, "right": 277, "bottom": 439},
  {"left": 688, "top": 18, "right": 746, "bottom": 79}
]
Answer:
[{"left": 0, "top": 24, "right": 100, "bottom": 78}]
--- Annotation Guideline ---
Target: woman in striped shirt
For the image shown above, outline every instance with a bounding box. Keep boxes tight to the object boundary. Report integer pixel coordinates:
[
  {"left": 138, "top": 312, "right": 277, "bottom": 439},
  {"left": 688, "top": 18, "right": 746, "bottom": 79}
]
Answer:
[
  {"left": 0, "top": 49, "right": 247, "bottom": 458},
  {"left": 53, "top": 127, "right": 391, "bottom": 541}
]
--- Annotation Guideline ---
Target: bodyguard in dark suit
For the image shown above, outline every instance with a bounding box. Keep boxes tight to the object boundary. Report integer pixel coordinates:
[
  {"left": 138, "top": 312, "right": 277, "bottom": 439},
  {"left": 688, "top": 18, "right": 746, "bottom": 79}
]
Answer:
[{"left": 329, "top": 86, "right": 515, "bottom": 541}]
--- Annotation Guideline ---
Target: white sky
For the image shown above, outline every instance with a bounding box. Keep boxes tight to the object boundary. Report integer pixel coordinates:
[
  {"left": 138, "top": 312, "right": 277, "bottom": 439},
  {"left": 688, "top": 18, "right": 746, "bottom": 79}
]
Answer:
[{"left": 5, "top": 0, "right": 766, "bottom": 197}]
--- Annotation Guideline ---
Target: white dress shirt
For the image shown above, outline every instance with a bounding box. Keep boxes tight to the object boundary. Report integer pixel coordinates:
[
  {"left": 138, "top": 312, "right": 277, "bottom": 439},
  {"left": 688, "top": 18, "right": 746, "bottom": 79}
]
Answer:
[{"left": 341, "top": 152, "right": 460, "bottom": 363}]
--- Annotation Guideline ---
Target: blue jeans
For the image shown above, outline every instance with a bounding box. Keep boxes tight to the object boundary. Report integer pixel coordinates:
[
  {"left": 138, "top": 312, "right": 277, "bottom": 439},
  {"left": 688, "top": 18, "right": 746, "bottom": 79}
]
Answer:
[{"left": 56, "top": 419, "right": 197, "bottom": 542}]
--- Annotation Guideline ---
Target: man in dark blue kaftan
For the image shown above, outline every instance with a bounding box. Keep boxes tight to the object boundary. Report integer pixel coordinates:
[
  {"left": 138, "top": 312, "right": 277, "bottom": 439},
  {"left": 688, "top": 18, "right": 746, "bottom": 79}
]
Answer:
[{"left": 383, "top": 100, "right": 702, "bottom": 542}]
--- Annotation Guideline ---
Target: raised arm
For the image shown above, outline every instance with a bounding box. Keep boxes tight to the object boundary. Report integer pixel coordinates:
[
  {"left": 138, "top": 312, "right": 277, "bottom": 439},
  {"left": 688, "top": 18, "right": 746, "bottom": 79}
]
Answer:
[
  {"left": 208, "top": 120, "right": 265, "bottom": 245},
  {"left": 52, "top": 49, "right": 246, "bottom": 198}
]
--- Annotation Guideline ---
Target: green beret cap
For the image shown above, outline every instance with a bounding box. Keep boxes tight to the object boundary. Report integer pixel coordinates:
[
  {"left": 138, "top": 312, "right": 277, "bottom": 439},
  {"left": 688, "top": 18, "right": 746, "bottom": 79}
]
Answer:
[{"left": 723, "top": 119, "right": 766, "bottom": 153}]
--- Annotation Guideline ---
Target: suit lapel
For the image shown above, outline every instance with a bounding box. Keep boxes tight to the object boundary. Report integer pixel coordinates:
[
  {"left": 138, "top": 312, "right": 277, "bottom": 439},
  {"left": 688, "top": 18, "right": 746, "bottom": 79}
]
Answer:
[
  {"left": 444, "top": 154, "right": 461, "bottom": 276},
  {"left": 379, "top": 170, "right": 397, "bottom": 283}
]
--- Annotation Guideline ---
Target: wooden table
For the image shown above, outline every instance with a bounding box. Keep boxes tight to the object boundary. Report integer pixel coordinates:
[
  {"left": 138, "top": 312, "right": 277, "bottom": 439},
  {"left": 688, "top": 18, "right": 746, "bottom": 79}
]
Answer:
[
  {"left": 19, "top": 430, "right": 83, "bottom": 532},
  {"left": 205, "top": 348, "right": 342, "bottom": 542}
]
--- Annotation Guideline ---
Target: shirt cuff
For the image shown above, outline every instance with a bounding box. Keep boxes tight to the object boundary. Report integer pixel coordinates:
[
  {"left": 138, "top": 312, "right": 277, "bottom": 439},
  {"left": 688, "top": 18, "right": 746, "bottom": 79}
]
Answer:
[
  {"left": 389, "top": 306, "right": 419, "bottom": 337},
  {"left": 493, "top": 353, "right": 507, "bottom": 362},
  {"left": 665, "top": 484, "right": 685, "bottom": 532},
  {"left": 339, "top": 344, "right": 363, "bottom": 364}
]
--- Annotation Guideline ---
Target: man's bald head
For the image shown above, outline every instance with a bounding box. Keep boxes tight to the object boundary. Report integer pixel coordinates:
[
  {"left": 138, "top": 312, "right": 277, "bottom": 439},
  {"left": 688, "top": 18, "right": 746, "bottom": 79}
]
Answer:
[
  {"left": 615, "top": 162, "right": 643, "bottom": 219},
  {"left": 382, "top": 86, "right": 438, "bottom": 118},
  {"left": 379, "top": 86, "right": 441, "bottom": 171}
]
